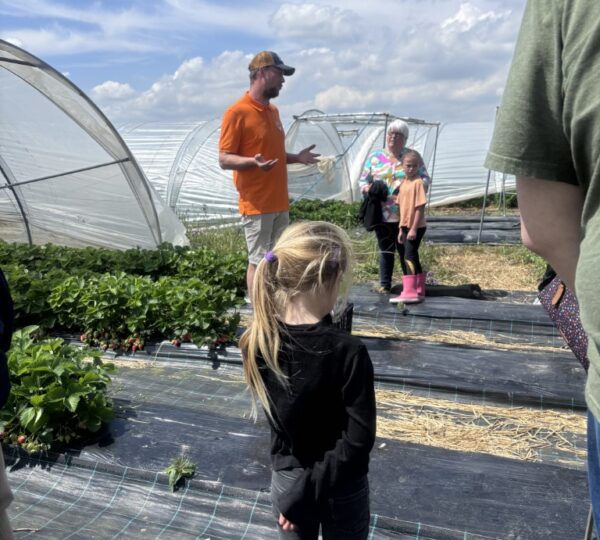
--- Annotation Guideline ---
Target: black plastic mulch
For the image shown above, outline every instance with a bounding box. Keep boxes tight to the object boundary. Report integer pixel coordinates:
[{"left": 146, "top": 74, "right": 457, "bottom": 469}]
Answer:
[
  {"left": 5, "top": 359, "right": 589, "bottom": 539},
  {"left": 3, "top": 283, "right": 590, "bottom": 539},
  {"left": 424, "top": 215, "right": 521, "bottom": 244},
  {"left": 349, "top": 284, "right": 563, "bottom": 347}
]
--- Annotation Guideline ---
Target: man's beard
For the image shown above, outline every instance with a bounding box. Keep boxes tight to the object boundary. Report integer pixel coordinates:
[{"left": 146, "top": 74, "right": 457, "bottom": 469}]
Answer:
[{"left": 263, "top": 86, "right": 280, "bottom": 100}]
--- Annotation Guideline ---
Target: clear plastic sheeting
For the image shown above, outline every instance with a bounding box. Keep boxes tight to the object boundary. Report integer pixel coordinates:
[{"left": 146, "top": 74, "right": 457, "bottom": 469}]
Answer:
[
  {"left": 429, "top": 122, "right": 516, "bottom": 206},
  {"left": 285, "top": 111, "right": 440, "bottom": 203},
  {"left": 286, "top": 113, "right": 515, "bottom": 207},
  {"left": 119, "top": 121, "right": 240, "bottom": 226},
  {"left": 115, "top": 112, "right": 515, "bottom": 227},
  {"left": 0, "top": 39, "right": 188, "bottom": 249}
]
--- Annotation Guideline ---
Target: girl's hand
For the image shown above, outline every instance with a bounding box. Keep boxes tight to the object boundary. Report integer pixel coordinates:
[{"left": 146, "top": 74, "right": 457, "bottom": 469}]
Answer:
[
  {"left": 279, "top": 513, "right": 297, "bottom": 532},
  {"left": 407, "top": 229, "right": 417, "bottom": 241}
]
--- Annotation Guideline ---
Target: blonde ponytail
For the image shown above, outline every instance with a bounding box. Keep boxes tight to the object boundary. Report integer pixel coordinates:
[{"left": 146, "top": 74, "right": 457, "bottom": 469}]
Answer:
[{"left": 239, "top": 221, "right": 353, "bottom": 421}]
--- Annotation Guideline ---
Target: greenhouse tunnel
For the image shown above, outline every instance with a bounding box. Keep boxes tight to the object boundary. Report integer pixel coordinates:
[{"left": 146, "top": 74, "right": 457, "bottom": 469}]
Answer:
[
  {"left": 118, "top": 110, "right": 515, "bottom": 229},
  {"left": 0, "top": 39, "right": 188, "bottom": 250}
]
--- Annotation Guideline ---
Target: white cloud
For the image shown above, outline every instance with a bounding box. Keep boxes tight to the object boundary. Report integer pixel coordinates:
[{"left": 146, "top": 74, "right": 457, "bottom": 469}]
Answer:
[
  {"left": 94, "top": 51, "right": 251, "bottom": 122},
  {"left": 2, "top": 28, "right": 160, "bottom": 56},
  {"left": 449, "top": 72, "right": 506, "bottom": 101},
  {"left": 441, "top": 2, "right": 506, "bottom": 32},
  {"left": 270, "top": 3, "right": 360, "bottom": 40},
  {"left": 0, "top": 0, "right": 270, "bottom": 57},
  {"left": 91, "top": 81, "right": 136, "bottom": 100},
  {"left": 2, "top": 0, "right": 527, "bottom": 124},
  {"left": 3, "top": 37, "right": 24, "bottom": 48},
  {"left": 439, "top": 2, "right": 515, "bottom": 50},
  {"left": 315, "top": 85, "right": 376, "bottom": 110}
]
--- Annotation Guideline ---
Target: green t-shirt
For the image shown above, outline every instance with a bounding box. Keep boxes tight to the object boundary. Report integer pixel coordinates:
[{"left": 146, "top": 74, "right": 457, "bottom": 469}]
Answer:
[{"left": 485, "top": 0, "right": 600, "bottom": 418}]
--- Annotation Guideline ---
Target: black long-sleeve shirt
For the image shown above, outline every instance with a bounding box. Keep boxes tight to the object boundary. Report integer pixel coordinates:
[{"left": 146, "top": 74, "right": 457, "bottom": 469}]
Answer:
[{"left": 258, "top": 315, "right": 376, "bottom": 523}]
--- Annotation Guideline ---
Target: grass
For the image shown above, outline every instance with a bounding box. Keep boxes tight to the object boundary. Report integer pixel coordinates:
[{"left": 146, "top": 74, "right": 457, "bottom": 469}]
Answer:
[
  {"left": 185, "top": 222, "right": 546, "bottom": 293},
  {"left": 188, "top": 224, "right": 246, "bottom": 254},
  {"left": 351, "top": 230, "right": 545, "bottom": 291}
]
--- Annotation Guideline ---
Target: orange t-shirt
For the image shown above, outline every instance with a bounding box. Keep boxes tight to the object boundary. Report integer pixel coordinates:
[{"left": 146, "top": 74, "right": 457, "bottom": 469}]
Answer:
[
  {"left": 219, "top": 92, "right": 289, "bottom": 215},
  {"left": 398, "top": 178, "right": 427, "bottom": 228}
]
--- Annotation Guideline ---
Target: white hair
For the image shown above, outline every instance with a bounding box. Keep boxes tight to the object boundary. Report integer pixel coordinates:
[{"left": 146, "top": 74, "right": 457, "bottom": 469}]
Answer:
[{"left": 387, "top": 119, "right": 409, "bottom": 139}]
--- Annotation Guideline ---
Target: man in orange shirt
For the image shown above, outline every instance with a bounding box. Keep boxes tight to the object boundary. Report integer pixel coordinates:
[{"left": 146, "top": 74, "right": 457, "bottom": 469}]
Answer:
[{"left": 219, "top": 51, "right": 319, "bottom": 297}]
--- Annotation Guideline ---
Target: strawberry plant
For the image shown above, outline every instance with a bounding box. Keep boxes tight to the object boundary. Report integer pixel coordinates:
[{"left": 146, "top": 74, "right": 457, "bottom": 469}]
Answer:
[
  {"left": 1, "top": 241, "right": 246, "bottom": 348},
  {"left": 48, "top": 272, "right": 158, "bottom": 336},
  {"left": 175, "top": 248, "right": 246, "bottom": 295},
  {"left": 165, "top": 457, "right": 196, "bottom": 492},
  {"left": 0, "top": 326, "right": 116, "bottom": 452},
  {"left": 0, "top": 241, "right": 244, "bottom": 285},
  {"left": 152, "top": 276, "right": 241, "bottom": 346},
  {"left": 46, "top": 272, "right": 241, "bottom": 349},
  {"left": 4, "top": 264, "right": 70, "bottom": 329},
  {"left": 290, "top": 199, "right": 362, "bottom": 228}
]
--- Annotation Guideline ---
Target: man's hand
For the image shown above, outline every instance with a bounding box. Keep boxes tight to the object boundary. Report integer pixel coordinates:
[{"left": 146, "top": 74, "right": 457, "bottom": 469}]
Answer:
[
  {"left": 295, "top": 144, "right": 320, "bottom": 165},
  {"left": 407, "top": 228, "right": 417, "bottom": 241},
  {"left": 254, "top": 154, "right": 279, "bottom": 171},
  {"left": 398, "top": 230, "right": 405, "bottom": 244},
  {"left": 279, "top": 513, "right": 297, "bottom": 532}
]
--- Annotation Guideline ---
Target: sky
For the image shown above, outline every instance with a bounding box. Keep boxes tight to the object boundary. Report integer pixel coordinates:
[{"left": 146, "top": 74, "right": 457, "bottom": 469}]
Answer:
[{"left": 0, "top": 0, "right": 526, "bottom": 126}]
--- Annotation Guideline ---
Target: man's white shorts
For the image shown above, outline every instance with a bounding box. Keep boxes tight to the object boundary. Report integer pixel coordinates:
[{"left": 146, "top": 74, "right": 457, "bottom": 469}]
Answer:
[{"left": 241, "top": 212, "right": 289, "bottom": 265}]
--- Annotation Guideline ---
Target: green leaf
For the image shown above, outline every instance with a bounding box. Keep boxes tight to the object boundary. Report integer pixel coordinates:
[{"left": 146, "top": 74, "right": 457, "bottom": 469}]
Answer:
[
  {"left": 66, "top": 394, "right": 81, "bottom": 413},
  {"left": 30, "top": 395, "right": 45, "bottom": 407},
  {"left": 30, "top": 408, "right": 48, "bottom": 433},
  {"left": 19, "top": 407, "right": 36, "bottom": 429},
  {"left": 167, "top": 469, "right": 179, "bottom": 491},
  {"left": 86, "top": 416, "right": 102, "bottom": 432},
  {"left": 164, "top": 457, "right": 196, "bottom": 492}
]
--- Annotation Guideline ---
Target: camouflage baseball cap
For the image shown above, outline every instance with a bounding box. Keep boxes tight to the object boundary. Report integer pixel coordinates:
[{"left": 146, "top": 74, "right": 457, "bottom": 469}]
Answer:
[{"left": 248, "top": 51, "right": 295, "bottom": 76}]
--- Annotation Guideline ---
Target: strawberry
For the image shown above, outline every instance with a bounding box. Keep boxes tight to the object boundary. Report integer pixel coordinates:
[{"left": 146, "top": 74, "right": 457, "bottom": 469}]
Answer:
[
  {"left": 17, "top": 435, "right": 26, "bottom": 445},
  {"left": 171, "top": 339, "right": 181, "bottom": 347}
]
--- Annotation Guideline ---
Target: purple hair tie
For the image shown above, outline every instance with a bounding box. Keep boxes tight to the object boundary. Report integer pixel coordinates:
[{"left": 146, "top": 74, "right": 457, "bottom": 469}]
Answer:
[{"left": 264, "top": 250, "right": 277, "bottom": 262}]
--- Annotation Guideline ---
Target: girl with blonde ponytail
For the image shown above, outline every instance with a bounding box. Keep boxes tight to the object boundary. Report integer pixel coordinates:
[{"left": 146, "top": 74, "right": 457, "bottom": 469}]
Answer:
[{"left": 240, "top": 221, "right": 376, "bottom": 539}]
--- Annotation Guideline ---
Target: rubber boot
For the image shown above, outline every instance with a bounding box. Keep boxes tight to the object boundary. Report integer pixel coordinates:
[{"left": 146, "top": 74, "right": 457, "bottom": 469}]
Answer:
[
  {"left": 416, "top": 273, "right": 426, "bottom": 301},
  {"left": 390, "top": 274, "right": 421, "bottom": 304}
]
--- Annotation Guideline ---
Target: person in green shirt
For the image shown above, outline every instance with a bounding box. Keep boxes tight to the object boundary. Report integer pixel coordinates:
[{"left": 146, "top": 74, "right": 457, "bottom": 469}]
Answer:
[{"left": 485, "top": 0, "right": 600, "bottom": 532}]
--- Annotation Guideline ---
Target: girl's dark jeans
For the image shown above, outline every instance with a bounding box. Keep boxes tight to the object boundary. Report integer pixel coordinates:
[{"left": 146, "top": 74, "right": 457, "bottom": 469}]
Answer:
[{"left": 270, "top": 468, "right": 370, "bottom": 540}]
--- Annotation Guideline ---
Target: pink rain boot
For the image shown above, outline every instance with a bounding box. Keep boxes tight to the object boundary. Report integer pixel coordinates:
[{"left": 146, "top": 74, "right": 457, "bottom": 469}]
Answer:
[
  {"left": 389, "top": 274, "right": 422, "bottom": 304},
  {"left": 416, "top": 273, "right": 426, "bottom": 301}
]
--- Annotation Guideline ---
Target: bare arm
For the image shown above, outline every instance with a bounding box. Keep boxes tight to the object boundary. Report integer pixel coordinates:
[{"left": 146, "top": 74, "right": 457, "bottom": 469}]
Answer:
[
  {"left": 286, "top": 144, "right": 320, "bottom": 165},
  {"left": 218, "top": 151, "right": 278, "bottom": 171},
  {"left": 407, "top": 205, "right": 425, "bottom": 240},
  {"left": 517, "top": 176, "right": 584, "bottom": 291}
]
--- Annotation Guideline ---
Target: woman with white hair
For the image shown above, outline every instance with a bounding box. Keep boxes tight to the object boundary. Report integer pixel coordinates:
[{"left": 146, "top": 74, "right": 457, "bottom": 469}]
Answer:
[{"left": 359, "top": 119, "right": 430, "bottom": 294}]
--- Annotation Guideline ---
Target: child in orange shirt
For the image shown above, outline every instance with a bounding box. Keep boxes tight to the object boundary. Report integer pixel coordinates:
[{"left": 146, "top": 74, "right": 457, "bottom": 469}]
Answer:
[{"left": 390, "top": 149, "right": 427, "bottom": 304}]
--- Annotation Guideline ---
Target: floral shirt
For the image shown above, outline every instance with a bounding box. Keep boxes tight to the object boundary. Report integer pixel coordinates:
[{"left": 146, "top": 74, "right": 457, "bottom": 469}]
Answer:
[{"left": 359, "top": 148, "right": 430, "bottom": 222}]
